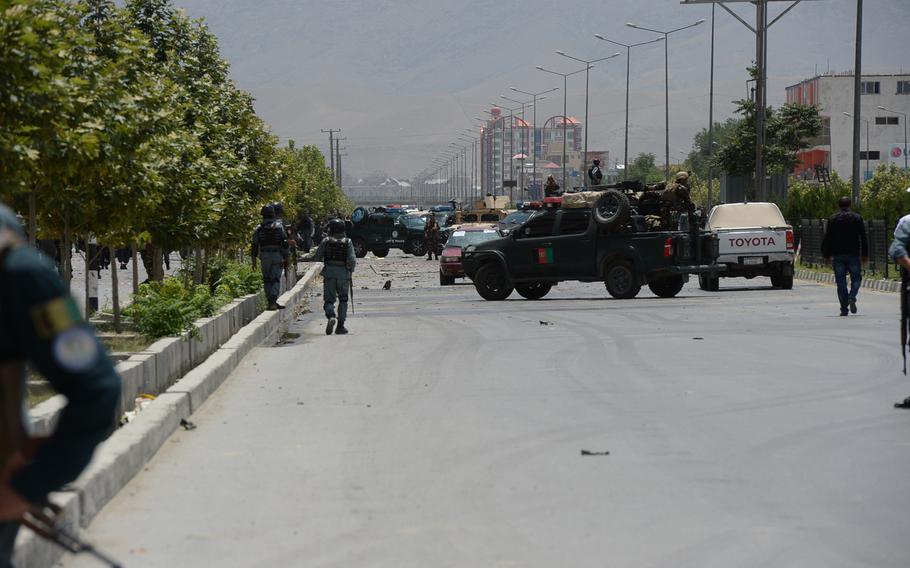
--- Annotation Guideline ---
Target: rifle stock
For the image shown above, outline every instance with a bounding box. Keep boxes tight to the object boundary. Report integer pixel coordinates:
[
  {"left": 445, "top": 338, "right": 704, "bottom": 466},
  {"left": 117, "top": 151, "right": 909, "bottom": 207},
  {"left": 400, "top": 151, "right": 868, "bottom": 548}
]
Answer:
[{"left": 22, "top": 504, "right": 124, "bottom": 568}]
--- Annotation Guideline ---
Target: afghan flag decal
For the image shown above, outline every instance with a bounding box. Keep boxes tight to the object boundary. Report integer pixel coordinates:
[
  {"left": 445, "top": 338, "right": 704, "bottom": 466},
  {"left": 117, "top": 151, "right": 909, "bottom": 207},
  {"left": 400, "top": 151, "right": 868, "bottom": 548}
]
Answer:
[{"left": 537, "top": 247, "right": 554, "bottom": 264}]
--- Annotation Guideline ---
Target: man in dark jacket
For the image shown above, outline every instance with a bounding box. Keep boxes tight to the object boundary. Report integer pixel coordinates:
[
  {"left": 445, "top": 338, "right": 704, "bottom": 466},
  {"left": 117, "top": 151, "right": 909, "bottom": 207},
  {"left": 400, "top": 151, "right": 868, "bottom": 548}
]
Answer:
[
  {"left": 822, "top": 197, "right": 869, "bottom": 316},
  {"left": 587, "top": 159, "right": 603, "bottom": 187},
  {"left": 0, "top": 204, "right": 121, "bottom": 567}
]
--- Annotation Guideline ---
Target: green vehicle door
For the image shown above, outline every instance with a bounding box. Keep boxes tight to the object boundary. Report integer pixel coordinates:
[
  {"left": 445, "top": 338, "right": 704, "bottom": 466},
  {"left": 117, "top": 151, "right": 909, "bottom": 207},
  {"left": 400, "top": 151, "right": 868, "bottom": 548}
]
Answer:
[
  {"left": 508, "top": 211, "right": 558, "bottom": 279},
  {"left": 552, "top": 209, "right": 597, "bottom": 278}
]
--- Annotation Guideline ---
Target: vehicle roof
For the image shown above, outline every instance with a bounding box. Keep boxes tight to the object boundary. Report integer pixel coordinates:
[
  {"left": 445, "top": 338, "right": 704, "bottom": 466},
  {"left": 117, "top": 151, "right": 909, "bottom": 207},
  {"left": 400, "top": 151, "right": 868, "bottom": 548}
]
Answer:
[
  {"left": 708, "top": 202, "right": 788, "bottom": 229},
  {"left": 450, "top": 223, "right": 498, "bottom": 231}
]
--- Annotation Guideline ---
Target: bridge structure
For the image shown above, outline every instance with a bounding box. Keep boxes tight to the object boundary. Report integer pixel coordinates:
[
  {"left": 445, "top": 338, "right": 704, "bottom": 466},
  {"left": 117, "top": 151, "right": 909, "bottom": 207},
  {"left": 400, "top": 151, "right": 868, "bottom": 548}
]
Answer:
[{"left": 343, "top": 185, "right": 450, "bottom": 208}]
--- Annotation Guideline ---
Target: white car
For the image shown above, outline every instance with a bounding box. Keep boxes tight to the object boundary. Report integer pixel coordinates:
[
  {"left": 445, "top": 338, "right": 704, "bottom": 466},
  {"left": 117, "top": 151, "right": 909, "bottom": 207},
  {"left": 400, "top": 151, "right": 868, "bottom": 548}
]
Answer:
[{"left": 700, "top": 202, "right": 795, "bottom": 291}]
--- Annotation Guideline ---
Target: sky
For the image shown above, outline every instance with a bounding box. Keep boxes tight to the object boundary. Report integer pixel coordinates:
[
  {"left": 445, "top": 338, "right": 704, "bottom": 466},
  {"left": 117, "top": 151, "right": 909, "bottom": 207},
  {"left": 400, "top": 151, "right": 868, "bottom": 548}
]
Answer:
[{"left": 173, "top": 0, "right": 910, "bottom": 180}]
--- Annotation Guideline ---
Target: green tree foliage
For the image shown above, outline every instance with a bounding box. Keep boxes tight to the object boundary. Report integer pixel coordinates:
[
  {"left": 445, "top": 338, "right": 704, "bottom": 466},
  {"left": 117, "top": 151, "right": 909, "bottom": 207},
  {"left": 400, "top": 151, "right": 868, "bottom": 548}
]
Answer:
[
  {"left": 276, "top": 141, "right": 352, "bottom": 221},
  {"left": 685, "top": 119, "right": 738, "bottom": 180},
  {"left": 859, "top": 164, "right": 910, "bottom": 227},
  {"left": 781, "top": 173, "right": 849, "bottom": 220},
  {"left": 626, "top": 153, "right": 665, "bottom": 184}
]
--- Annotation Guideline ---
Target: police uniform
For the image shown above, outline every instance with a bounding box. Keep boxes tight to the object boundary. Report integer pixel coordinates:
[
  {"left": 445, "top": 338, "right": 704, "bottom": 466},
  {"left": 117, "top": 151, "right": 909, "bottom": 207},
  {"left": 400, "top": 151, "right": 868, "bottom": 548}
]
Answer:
[
  {"left": 251, "top": 208, "right": 289, "bottom": 310},
  {"left": 310, "top": 225, "right": 356, "bottom": 335},
  {"left": 0, "top": 204, "right": 120, "bottom": 567}
]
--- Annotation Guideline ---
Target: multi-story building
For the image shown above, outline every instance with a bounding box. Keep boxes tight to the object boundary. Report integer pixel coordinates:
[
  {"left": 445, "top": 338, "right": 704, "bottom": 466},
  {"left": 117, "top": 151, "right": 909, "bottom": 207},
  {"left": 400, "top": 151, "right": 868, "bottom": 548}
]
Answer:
[{"left": 786, "top": 73, "right": 910, "bottom": 180}]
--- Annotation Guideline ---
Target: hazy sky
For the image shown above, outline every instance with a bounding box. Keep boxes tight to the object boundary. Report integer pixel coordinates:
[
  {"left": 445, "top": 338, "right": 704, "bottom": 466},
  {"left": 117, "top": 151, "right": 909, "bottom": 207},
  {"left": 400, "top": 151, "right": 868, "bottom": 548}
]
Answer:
[{"left": 175, "top": 0, "right": 910, "bottom": 179}]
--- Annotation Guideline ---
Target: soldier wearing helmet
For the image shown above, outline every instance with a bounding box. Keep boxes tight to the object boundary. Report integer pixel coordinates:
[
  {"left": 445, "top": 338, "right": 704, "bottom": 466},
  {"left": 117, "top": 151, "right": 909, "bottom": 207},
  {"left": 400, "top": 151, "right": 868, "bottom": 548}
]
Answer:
[
  {"left": 303, "top": 217, "right": 356, "bottom": 335},
  {"left": 0, "top": 203, "right": 120, "bottom": 565},
  {"left": 252, "top": 204, "right": 290, "bottom": 310}
]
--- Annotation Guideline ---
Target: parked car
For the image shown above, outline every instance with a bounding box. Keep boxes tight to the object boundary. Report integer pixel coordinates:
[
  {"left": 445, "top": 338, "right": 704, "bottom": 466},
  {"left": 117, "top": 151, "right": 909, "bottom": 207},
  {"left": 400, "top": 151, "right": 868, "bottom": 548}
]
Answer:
[
  {"left": 439, "top": 225, "right": 501, "bottom": 285},
  {"left": 700, "top": 202, "right": 794, "bottom": 291}
]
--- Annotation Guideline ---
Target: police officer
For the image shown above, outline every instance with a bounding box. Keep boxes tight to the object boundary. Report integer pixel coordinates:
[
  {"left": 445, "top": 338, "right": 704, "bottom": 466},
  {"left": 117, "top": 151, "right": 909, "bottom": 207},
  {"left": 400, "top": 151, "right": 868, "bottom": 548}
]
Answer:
[
  {"left": 587, "top": 159, "right": 603, "bottom": 187},
  {"left": 889, "top": 213, "right": 910, "bottom": 408},
  {"left": 251, "top": 204, "right": 289, "bottom": 311},
  {"left": 307, "top": 219, "right": 356, "bottom": 335},
  {"left": 0, "top": 203, "right": 121, "bottom": 567}
]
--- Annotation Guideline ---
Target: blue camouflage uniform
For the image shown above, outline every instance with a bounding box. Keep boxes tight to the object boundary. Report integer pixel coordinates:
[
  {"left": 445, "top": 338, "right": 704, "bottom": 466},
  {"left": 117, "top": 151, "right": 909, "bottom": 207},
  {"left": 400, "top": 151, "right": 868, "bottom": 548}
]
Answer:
[
  {"left": 312, "top": 236, "right": 356, "bottom": 323},
  {"left": 252, "top": 218, "right": 289, "bottom": 309},
  {"left": 0, "top": 205, "right": 120, "bottom": 567},
  {"left": 889, "top": 214, "right": 910, "bottom": 263}
]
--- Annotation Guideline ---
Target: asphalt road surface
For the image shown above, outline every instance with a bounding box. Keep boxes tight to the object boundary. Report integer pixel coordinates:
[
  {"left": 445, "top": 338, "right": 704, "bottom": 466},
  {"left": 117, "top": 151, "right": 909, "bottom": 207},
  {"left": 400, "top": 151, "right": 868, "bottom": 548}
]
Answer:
[{"left": 61, "top": 251, "right": 910, "bottom": 568}]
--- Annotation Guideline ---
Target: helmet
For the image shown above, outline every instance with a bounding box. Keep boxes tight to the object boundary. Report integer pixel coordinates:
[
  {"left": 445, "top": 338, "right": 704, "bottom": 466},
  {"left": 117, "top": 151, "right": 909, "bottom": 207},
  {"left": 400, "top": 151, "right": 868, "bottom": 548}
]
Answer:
[
  {"left": 592, "top": 159, "right": 600, "bottom": 165},
  {"left": 0, "top": 203, "right": 26, "bottom": 239},
  {"left": 260, "top": 204, "right": 276, "bottom": 219},
  {"left": 327, "top": 218, "right": 346, "bottom": 236},
  {"left": 272, "top": 202, "right": 285, "bottom": 218},
  {"left": 675, "top": 171, "right": 690, "bottom": 181}
]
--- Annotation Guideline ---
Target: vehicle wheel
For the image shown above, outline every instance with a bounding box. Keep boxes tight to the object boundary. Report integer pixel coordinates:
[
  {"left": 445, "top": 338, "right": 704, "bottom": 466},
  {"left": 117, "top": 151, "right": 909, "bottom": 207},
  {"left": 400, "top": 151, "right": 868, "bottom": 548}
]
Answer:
[
  {"left": 770, "top": 273, "right": 793, "bottom": 290},
  {"left": 706, "top": 276, "right": 719, "bottom": 291},
  {"left": 439, "top": 272, "right": 456, "bottom": 286},
  {"left": 373, "top": 248, "right": 390, "bottom": 258},
  {"left": 409, "top": 239, "right": 427, "bottom": 257},
  {"left": 351, "top": 207, "right": 368, "bottom": 225},
  {"left": 604, "top": 260, "right": 641, "bottom": 299},
  {"left": 473, "top": 263, "right": 513, "bottom": 301},
  {"left": 648, "top": 275, "right": 685, "bottom": 298},
  {"left": 698, "top": 274, "right": 709, "bottom": 291},
  {"left": 515, "top": 282, "right": 552, "bottom": 300},
  {"left": 352, "top": 238, "right": 367, "bottom": 258},
  {"left": 593, "top": 189, "right": 631, "bottom": 228}
]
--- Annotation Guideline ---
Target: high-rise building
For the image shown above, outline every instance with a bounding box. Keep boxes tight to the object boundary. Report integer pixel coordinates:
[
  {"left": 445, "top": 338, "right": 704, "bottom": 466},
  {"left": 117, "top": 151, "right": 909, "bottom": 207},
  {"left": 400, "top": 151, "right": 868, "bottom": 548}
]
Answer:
[{"left": 786, "top": 73, "right": 910, "bottom": 180}]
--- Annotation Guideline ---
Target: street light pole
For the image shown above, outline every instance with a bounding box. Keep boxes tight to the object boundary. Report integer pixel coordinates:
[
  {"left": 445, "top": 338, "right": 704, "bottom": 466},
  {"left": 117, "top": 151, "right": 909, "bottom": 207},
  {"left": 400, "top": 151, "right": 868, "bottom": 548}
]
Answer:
[
  {"left": 536, "top": 65, "right": 586, "bottom": 192},
  {"left": 593, "top": 34, "right": 664, "bottom": 181},
  {"left": 510, "top": 86, "right": 559, "bottom": 197},
  {"left": 878, "top": 105, "right": 909, "bottom": 171},
  {"left": 626, "top": 19, "right": 705, "bottom": 181},
  {"left": 844, "top": 112, "right": 870, "bottom": 181},
  {"left": 502, "top": 94, "right": 536, "bottom": 190},
  {"left": 555, "top": 51, "right": 621, "bottom": 186}
]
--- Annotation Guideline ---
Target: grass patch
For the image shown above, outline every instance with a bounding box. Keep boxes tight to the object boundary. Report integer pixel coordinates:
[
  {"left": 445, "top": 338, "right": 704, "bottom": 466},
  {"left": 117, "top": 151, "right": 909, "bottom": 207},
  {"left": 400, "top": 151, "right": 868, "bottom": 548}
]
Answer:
[{"left": 101, "top": 334, "right": 153, "bottom": 353}]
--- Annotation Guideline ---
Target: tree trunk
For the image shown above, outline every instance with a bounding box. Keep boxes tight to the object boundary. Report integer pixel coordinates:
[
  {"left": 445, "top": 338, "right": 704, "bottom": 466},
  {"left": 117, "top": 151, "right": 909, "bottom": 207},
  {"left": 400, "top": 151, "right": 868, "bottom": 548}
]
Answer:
[
  {"left": 110, "top": 245, "right": 121, "bottom": 333},
  {"left": 152, "top": 247, "right": 164, "bottom": 281},
  {"left": 28, "top": 189, "right": 36, "bottom": 247},
  {"left": 131, "top": 242, "right": 139, "bottom": 295},
  {"left": 194, "top": 247, "right": 204, "bottom": 285}
]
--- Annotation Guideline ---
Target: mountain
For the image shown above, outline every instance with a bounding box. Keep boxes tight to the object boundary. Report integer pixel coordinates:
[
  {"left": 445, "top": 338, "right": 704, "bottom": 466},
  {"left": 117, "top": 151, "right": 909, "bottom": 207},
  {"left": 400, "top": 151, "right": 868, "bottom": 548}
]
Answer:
[{"left": 175, "top": 0, "right": 910, "bottom": 178}]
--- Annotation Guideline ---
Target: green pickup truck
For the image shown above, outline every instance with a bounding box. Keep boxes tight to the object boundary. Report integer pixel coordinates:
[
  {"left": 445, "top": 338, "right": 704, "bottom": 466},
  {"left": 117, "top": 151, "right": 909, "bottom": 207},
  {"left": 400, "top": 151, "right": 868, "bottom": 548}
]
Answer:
[
  {"left": 461, "top": 201, "right": 721, "bottom": 300},
  {"left": 347, "top": 208, "right": 449, "bottom": 258}
]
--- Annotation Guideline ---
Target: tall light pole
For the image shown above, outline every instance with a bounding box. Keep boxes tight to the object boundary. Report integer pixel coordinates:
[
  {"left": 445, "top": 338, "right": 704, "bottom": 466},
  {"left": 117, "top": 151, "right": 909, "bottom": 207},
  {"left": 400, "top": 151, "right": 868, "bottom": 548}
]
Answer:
[
  {"left": 593, "top": 34, "right": 664, "bottom": 180},
  {"left": 843, "top": 112, "right": 870, "bottom": 182},
  {"left": 501, "top": 95, "right": 537, "bottom": 193},
  {"left": 536, "top": 64, "right": 586, "bottom": 192},
  {"left": 555, "top": 50, "right": 622, "bottom": 185},
  {"left": 511, "top": 86, "right": 559, "bottom": 197},
  {"left": 626, "top": 19, "right": 705, "bottom": 181},
  {"left": 495, "top": 103, "right": 524, "bottom": 203},
  {"left": 878, "top": 105, "right": 908, "bottom": 171},
  {"left": 476, "top": 112, "right": 505, "bottom": 196}
]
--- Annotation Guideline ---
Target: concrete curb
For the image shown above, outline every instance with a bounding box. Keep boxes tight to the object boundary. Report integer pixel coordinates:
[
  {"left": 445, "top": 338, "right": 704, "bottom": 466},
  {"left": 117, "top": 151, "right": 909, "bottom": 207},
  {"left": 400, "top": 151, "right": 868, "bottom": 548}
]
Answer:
[
  {"left": 794, "top": 268, "right": 900, "bottom": 293},
  {"left": 15, "top": 263, "right": 321, "bottom": 568}
]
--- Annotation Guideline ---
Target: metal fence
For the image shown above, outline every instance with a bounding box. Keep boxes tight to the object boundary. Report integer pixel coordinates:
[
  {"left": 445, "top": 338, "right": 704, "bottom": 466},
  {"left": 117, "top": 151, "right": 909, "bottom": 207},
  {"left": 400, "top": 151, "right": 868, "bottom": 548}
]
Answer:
[{"left": 792, "top": 218, "right": 895, "bottom": 278}]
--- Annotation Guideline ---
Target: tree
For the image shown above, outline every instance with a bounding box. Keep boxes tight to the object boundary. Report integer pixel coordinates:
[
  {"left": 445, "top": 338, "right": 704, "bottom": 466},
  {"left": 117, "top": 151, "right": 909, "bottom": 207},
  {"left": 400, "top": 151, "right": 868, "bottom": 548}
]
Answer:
[
  {"left": 626, "top": 153, "right": 664, "bottom": 184},
  {"left": 860, "top": 163, "right": 910, "bottom": 227},
  {"left": 685, "top": 119, "right": 739, "bottom": 181}
]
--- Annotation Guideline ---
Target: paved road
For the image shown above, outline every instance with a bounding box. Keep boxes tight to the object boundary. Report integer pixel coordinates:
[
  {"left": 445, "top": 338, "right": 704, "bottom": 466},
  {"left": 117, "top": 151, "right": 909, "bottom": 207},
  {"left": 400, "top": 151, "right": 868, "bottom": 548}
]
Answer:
[{"left": 62, "top": 251, "right": 910, "bottom": 568}]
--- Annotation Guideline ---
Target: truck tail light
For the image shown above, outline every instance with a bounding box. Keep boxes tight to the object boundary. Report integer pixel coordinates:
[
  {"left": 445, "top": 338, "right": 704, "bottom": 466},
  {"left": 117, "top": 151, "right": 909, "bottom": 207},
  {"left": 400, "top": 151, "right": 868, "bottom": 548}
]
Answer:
[
  {"left": 664, "top": 237, "right": 673, "bottom": 258},
  {"left": 786, "top": 229, "right": 794, "bottom": 251}
]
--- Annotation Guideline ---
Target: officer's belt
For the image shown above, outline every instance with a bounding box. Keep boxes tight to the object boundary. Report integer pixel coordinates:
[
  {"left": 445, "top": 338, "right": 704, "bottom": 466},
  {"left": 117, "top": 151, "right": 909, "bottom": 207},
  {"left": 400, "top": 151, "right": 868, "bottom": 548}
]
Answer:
[{"left": 0, "top": 361, "right": 26, "bottom": 468}]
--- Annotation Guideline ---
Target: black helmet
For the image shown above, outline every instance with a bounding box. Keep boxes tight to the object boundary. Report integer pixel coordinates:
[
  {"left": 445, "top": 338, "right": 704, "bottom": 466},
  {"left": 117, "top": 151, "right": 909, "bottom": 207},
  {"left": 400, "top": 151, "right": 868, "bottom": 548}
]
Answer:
[
  {"left": 261, "top": 204, "right": 276, "bottom": 219},
  {"left": 327, "top": 218, "right": 346, "bottom": 236},
  {"left": 272, "top": 202, "right": 285, "bottom": 218}
]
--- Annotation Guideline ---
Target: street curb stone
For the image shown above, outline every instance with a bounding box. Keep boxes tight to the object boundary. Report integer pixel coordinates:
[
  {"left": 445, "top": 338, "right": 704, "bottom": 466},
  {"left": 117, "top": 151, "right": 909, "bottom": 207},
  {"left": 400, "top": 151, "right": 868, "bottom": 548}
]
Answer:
[
  {"left": 16, "top": 263, "right": 321, "bottom": 568},
  {"left": 794, "top": 268, "right": 900, "bottom": 293}
]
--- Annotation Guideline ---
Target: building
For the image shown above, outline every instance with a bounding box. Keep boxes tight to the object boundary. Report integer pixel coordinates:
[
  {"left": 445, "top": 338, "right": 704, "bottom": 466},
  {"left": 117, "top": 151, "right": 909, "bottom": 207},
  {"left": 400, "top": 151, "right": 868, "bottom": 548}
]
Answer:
[{"left": 786, "top": 73, "right": 910, "bottom": 180}]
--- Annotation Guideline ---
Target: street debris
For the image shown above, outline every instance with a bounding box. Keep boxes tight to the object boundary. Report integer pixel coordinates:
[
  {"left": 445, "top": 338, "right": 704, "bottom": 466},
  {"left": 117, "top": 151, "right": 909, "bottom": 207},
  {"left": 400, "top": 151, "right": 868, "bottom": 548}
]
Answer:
[
  {"left": 692, "top": 337, "right": 704, "bottom": 340},
  {"left": 383, "top": 280, "right": 392, "bottom": 290},
  {"left": 580, "top": 450, "right": 610, "bottom": 456},
  {"left": 539, "top": 320, "right": 553, "bottom": 326},
  {"left": 180, "top": 418, "right": 197, "bottom": 431}
]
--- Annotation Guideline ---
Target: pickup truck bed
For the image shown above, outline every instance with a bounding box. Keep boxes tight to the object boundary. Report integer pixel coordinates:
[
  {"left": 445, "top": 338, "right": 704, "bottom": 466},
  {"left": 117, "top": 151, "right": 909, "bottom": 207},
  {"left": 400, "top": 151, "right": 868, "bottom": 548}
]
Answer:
[{"left": 461, "top": 206, "right": 720, "bottom": 300}]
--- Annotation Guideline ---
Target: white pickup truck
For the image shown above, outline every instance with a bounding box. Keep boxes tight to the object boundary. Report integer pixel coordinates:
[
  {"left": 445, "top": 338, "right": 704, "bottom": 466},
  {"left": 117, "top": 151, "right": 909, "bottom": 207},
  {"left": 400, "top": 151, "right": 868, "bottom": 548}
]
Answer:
[{"left": 699, "top": 202, "right": 794, "bottom": 291}]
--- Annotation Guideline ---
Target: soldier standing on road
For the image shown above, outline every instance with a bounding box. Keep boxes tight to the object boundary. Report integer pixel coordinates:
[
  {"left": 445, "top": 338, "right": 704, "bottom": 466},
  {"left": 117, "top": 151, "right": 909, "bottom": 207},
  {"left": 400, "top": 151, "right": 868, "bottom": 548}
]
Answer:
[
  {"left": 544, "top": 175, "right": 561, "bottom": 197},
  {"left": 0, "top": 203, "right": 121, "bottom": 567},
  {"left": 587, "top": 159, "right": 603, "bottom": 187},
  {"left": 822, "top": 197, "right": 868, "bottom": 316},
  {"left": 298, "top": 210, "right": 314, "bottom": 252},
  {"left": 424, "top": 215, "right": 440, "bottom": 261},
  {"left": 889, "top": 212, "right": 910, "bottom": 408},
  {"left": 304, "top": 219, "right": 356, "bottom": 336},
  {"left": 251, "top": 204, "right": 289, "bottom": 311}
]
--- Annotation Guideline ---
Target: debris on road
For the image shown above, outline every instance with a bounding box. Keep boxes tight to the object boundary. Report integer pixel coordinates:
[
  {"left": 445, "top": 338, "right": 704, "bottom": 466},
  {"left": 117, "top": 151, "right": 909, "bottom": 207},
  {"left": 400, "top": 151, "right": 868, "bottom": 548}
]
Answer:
[
  {"left": 539, "top": 320, "right": 553, "bottom": 326},
  {"left": 580, "top": 450, "right": 610, "bottom": 456},
  {"left": 383, "top": 280, "right": 392, "bottom": 290},
  {"left": 179, "top": 419, "right": 197, "bottom": 431}
]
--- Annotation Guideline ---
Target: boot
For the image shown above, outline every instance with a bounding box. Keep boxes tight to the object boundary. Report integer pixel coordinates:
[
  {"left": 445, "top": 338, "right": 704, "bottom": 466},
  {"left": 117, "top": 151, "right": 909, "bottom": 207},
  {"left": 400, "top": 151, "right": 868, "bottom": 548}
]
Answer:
[
  {"left": 326, "top": 317, "right": 336, "bottom": 335},
  {"left": 335, "top": 321, "right": 348, "bottom": 335}
]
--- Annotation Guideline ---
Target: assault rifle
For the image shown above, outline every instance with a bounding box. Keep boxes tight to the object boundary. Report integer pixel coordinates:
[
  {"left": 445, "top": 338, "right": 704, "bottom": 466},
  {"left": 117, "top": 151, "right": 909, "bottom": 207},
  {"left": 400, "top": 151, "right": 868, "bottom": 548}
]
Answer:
[{"left": 2, "top": 368, "right": 123, "bottom": 567}]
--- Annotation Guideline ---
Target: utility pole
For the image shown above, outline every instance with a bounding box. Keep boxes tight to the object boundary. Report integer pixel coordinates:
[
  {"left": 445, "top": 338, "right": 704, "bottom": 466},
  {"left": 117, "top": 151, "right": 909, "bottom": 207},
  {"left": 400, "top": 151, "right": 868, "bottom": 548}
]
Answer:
[
  {"left": 852, "top": 0, "right": 863, "bottom": 206},
  {"left": 335, "top": 138, "right": 346, "bottom": 190},
  {"left": 321, "top": 128, "right": 340, "bottom": 179}
]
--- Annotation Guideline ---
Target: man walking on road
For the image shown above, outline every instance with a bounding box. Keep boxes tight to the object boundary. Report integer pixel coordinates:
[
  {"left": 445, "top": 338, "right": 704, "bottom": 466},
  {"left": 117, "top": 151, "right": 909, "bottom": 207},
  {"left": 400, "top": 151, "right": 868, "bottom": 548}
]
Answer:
[
  {"left": 889, "top": 212, "right": 910, "bottom": 408},
  {"left": 251, "top": 204, "right": 289, "bottom": 311},
  {"left": 822, "top": 197, "right": 868, "bottom": 316},
  {"left": 0, "top": 203, "right": 121, "bottom": 568},
  {"left": 424, "top": 215, "right": 440, "bottom": 261},
  {"left": 304, "top": 219, "right": 355, "bottom": 336}
]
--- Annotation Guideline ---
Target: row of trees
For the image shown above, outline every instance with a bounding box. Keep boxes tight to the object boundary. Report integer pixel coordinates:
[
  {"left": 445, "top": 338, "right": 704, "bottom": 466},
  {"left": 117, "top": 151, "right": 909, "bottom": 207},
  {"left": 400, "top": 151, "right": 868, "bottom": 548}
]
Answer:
[{"left": 0, "top": 0, "right": 349, "bottom": 315}]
